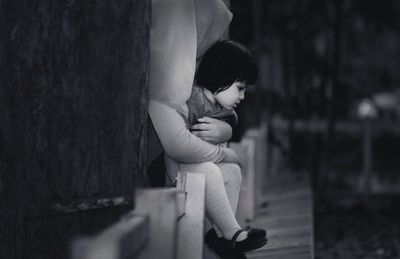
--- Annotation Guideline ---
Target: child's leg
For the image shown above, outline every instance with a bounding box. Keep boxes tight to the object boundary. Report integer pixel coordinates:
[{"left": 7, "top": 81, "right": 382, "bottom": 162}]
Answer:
[
  {"left": 212, "top": 162, "right": 242, "bottom": 237},
  {"left": 218, "top": 162, "right": 242, "bottom": 214},
  {"left": 180, "top": 162, "right": 245, "bottom": 240}
]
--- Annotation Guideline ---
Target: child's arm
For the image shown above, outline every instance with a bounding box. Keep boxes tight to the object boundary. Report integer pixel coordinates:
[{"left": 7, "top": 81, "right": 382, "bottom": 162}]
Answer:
[{"left": 190, "top": 117, "right": 232, "bottom": 144}]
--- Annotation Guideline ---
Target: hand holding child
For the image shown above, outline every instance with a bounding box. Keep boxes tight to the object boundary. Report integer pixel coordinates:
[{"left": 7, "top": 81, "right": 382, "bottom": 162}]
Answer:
[{"left": 190, "top": 117, "right": 232, "bottom": 144}]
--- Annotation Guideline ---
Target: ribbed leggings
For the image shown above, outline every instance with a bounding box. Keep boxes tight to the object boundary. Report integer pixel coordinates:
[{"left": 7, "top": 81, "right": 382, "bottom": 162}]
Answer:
[{"left": 180, "top": 162, "right": 242, "bottom": 239}]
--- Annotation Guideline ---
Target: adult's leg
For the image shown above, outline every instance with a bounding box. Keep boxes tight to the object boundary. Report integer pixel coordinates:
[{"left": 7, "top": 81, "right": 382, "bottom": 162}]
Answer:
[{"left": 180, "top": 162, "right": 245, "bottom": 240}]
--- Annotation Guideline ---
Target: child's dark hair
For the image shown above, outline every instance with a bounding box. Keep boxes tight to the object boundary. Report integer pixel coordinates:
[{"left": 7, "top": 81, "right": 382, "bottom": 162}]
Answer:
[{"left": 195, "top": 40, "right": 258, "bottom": 94}]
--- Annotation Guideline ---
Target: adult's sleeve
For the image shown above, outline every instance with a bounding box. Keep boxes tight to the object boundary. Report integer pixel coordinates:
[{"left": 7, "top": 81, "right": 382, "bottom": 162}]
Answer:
[
  {"left": 150, "top": 0, "right": 197, "bottom": 116},
  {"left": 149, "top": 0, "right": 232, "bottom": 114},
  {"left": 149, "top": 100, "right": 226, "bottom": 163},
  {"left": 149, "top": 0, "right": 232, "bottom": 163}
]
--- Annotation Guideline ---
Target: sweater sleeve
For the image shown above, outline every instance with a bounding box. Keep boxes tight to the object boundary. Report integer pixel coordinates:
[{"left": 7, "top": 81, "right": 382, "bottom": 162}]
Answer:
[{"left": 149, "top": 100, "right": 227, "bottom": 163}]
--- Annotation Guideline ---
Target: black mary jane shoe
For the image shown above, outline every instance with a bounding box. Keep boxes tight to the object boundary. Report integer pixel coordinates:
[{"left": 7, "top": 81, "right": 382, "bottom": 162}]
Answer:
[
  {"left": 245, "top": 227, "right": 267, "bottom": 239},
  {"left": 231, "top": 229, "right": 267, "bottom": 253},
  {"left": 205, "top": 229, "right": 247, "bottom": 259}
]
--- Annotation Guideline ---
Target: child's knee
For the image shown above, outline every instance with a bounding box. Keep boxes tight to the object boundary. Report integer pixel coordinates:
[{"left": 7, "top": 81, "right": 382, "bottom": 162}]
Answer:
[
  {"left": 201, "top": 162, "right": 224, "bottom": 181},
  {"left": 227, "top": 163, "right": 242, "bottom": 185},
  {"left": 219, "top": 163, "right": 242, "bottom": 186}
]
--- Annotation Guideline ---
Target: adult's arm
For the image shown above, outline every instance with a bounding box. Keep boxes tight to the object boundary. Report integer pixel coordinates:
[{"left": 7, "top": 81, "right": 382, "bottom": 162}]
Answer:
[
  {"left": 149, "top": 100, "right": 239, "bottom": 164},
  {"left": 149, "top": 0, "right": 235, "bottom": 164}
]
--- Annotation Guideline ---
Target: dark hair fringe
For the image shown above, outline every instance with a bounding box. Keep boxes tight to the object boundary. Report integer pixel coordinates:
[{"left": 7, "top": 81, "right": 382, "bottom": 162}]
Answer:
[{"left": 195, "top": 40, "right": 258, "bottom": 94}]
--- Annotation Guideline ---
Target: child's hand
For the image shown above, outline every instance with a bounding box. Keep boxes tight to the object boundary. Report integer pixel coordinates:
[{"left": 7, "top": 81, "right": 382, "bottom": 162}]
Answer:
[{"left": 190, "top": 117, "right": 232, "bottom": 144}]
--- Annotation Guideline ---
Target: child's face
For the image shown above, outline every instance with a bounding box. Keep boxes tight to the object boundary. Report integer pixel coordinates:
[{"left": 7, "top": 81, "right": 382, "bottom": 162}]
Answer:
[{"left": 214, "top": 81, "right": 247, "bottom": 110}]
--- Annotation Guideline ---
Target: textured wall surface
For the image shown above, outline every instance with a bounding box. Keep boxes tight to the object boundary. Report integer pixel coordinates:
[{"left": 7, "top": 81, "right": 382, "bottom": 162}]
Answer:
[{"left": 0, "top": 1, "right": 150, "bottom": 258}]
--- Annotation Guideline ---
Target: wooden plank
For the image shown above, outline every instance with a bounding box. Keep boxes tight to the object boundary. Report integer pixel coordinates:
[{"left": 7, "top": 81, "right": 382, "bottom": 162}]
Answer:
[
  {"left": 250, "top": 253, "right": 312, "bottom": 259},
  {"left": 135, "top": 188, "right": 178, "bottom": 259},
  {"left": 263, "top": 188, "right": 309, "bottom": 201},
  {"left": 176, "top": 193, "right": 187, "bottom": 219},
  {"left": 263, "top": 174, "right": 309, "bottom": 190},
  {"left": 267, "top": 226, "right": 312, "bottom": 239},
  {"left": 260, "top": 188, "right": 310, "bottom": 203},
  {"left": 261, "top": 189, "right": 311, "bottom": 205},
  {"left": 177, "top": 172, "right": 206, "bottom": 259},
  {"left": 255, "top": 231, "right": 310, "bottom": 251},
  {"left": 176, "top": 172, "right": 188, "bottom": 219},
  {"left": 72, "top": 213, "right": 148, "bottom": 259},
  {"left": 259, "top": 194, "right": 311, "bottom": 214},
  {"left": 249, "top": 245, "right": 312, "bottom": 259},
  {"left": 244, "top": 124, "right": 268, "bottom": 210},
  {"left": 263, "top": 185, "right": 309, "bottom": 200},
  {"left": 256, "top": 202, "right": 310, "bottom": 219},
  {"left": 252, "top": 214, "right": 311, "bottom": 229},
  {"left": 246, "top": 170, "right": 314, "bottom": 259},
  {"left": 232, "top": 124, "right": 315, "bottom": 259},
  {"left": 249, "top": 244, "right": 311, "bottom": 256}
]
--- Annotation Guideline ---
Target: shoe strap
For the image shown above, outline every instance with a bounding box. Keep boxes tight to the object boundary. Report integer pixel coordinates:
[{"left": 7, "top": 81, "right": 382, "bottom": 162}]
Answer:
[{"left": 231, "top": 229, "right": 245, "bottom": 248}]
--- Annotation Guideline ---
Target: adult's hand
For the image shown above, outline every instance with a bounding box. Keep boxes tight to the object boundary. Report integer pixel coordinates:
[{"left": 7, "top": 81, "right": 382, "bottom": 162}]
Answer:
[{"left": 190, "top": 117, "right": 232, "bottom": 144}]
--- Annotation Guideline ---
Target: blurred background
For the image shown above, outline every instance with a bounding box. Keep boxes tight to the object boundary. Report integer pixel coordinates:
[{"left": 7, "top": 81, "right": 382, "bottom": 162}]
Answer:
[{"left": 228, "top": 0, "right": 400, "bottom": 258}]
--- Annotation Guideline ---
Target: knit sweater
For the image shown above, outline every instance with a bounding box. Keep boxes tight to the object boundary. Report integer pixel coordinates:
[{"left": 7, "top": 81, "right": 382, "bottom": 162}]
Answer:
[{"left": 186, "top": 85, "right": 238, "bottom": 128}]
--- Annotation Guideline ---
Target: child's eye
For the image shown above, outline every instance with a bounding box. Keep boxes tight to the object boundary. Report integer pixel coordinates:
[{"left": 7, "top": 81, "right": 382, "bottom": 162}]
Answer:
[{"left": 236, "top": 82, "right": 247, "bottom": 91}]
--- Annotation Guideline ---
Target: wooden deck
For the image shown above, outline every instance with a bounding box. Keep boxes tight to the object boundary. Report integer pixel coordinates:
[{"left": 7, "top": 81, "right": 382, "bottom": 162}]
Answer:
[
  {"left": 74, "top": 122, "right": 315, "bottom": 259},
  {"left": 245, "top": 172, "right": 314, "bottom": 259}
]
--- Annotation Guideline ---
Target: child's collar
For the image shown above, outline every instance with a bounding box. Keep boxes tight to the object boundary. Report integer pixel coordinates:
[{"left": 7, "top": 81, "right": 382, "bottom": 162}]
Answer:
[{"left": 202, "top": 88, "right": 217, "bottom": 104}]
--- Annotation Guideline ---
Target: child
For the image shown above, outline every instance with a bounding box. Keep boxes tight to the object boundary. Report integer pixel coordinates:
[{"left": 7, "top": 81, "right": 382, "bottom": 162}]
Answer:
[
  {"left": 180, "top": 40, "right": 267, "bottom": 258},
  {"left": 149, "top": 40, "right": 253, "bottom": 187},
  {"left": 187, "top": 40, "right": 255, "bottom": 135},
  {"left": 163, "top": 40, "right": 257, "bottom": 183}
]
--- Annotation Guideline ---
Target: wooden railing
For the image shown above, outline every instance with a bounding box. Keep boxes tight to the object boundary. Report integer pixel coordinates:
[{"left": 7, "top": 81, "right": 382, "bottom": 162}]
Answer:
[
  {"left": 72, "top": 171, "right": 206, "bottom": 259},
  {"left": 71, "top": 121, "right": 315, "bottom": 259},
  {"left": 229, "top": 122, "right": 268, "bottom": 226},
  {"left": 230, "top": 121, "right": 315, "bottom": 259},
  {"left": 72, "top": 212, "right": 148, "bottom": 259}
]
